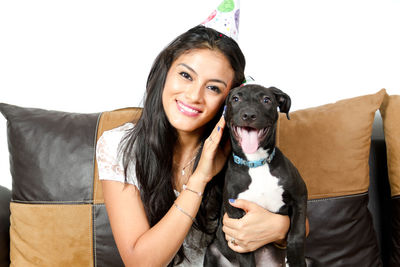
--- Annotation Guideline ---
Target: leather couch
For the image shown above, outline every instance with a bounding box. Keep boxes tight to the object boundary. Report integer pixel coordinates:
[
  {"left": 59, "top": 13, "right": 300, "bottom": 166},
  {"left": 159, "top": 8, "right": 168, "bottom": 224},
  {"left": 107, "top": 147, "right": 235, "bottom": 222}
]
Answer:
[{"left": 0, "top": 89, "right": 399, "bottom": 266}]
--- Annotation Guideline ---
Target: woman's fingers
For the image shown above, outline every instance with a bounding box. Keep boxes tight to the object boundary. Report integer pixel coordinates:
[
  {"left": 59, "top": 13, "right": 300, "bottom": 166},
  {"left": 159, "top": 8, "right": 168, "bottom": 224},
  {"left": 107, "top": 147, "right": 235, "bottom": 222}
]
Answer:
[
  {"left": 222, "top": 212, "right": 240, "bottom": 232},
  {"left": 224, "top": 233, "right": 255, "bottom": 253},
  {"left": 205, "top": 115, "right": 225, "bottom": 150},
  {"left": 195, "top": 115, "right": 229, "bottom": 182},
  {"left": 222, "top": 202, "right": 291, "bottom": 252}
]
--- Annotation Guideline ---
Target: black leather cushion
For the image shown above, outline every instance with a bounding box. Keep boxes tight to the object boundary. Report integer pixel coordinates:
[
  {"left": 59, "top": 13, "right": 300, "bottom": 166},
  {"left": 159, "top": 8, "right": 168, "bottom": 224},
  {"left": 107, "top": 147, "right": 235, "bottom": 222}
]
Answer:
[
  {"left": 93, "top": 204, "right": 124, "bottom": 267},
  {"left": 391, "top": 197, "right": 400, "bottom": 266},
  {"left": 0, "top": 185, "right": 11, "bottom": 266},
  {"left": 0, "top": 103, "right": 99, "bottom": 202},
  {"left": 305, "top": 194, "right": 382, "bottom": 267}
]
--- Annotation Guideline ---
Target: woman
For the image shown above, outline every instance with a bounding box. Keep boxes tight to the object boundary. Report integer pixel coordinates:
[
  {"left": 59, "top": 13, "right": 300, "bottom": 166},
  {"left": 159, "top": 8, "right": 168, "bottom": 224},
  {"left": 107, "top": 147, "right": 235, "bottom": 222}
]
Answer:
[{"left": 96, "top": 25, "right": 290, "bottom": 266}]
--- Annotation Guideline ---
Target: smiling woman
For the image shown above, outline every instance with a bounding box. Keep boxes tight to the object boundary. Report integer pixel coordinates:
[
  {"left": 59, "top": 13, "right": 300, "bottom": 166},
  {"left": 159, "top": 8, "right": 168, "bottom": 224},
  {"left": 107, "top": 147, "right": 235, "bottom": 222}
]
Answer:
[
  {"left": 162, "top": 49, "right": 234, "bottom": 134},
  {"left": 94, "top": 24, "right": 292, "bottom": 267}
]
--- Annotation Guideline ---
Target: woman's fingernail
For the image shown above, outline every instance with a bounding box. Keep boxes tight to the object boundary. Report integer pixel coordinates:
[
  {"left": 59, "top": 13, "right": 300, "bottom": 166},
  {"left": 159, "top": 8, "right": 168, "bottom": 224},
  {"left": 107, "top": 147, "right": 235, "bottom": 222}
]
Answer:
[
  {"left": 222, "top": 105, "right": 227, "bottom": 116},
  {"left": 229, "top": 198, "right": 235, "bottom": 203},
  {"left": 217, "top": 126, "right": 221, "bottom": 132}
]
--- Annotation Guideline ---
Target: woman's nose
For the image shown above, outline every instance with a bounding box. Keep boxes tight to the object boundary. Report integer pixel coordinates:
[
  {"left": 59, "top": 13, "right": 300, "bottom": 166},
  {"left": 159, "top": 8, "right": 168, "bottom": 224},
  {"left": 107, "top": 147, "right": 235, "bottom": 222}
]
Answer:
[{"left": 184, "top": 84, "right": 203, "bottom": 102}]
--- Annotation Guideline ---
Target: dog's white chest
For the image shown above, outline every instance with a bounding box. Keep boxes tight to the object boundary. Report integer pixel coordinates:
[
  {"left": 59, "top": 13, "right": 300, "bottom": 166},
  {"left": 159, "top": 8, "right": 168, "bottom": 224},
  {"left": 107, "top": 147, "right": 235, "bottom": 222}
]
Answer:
[{"left": 237, "top": 150, "right": 285, "bottom": 213}]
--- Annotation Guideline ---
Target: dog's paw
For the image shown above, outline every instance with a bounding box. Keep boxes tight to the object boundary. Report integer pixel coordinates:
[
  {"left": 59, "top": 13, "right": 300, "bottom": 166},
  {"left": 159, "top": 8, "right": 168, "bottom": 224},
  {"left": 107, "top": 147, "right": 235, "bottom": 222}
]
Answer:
[
  {"left": 285, "top": 256, "right": 289, "bottom": 267},
  {"left": 285, "top": 257, "right": 307, "bottom": 267}
]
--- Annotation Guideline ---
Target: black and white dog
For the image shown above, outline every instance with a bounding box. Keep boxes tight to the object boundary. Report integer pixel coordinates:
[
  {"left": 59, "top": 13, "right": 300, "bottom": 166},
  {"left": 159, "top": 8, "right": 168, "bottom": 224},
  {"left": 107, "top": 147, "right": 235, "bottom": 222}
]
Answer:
[{"left": 204, "top": 84, "right": 307, "bottom": 267}]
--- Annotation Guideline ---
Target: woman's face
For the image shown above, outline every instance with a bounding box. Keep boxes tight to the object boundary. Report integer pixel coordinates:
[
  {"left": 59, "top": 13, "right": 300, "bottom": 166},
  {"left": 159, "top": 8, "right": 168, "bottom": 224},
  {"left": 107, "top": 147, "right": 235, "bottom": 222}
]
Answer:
[{"left": 162, "top": 48, "right": 235, "bottom": 135}]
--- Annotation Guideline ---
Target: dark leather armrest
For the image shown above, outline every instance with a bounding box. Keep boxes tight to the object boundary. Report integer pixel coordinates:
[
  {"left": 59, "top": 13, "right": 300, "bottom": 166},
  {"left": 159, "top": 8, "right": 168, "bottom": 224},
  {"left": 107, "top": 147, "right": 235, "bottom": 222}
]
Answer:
[
  {"left": 0, "top": 185, "right": 11, "bottom": 265},
  {"left": 368, "top": 111, "right": 392, "bottom": 265}
]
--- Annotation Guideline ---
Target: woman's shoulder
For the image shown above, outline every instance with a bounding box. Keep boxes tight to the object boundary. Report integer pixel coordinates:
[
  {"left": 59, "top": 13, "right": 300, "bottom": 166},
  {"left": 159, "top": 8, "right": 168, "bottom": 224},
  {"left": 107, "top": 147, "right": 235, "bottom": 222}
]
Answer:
[
  {"left": 98, "top": 122, "right": 134, "bottom": 146},
  {"left": 96, "top": 122, "right": 138, "bottom": 186},
  {"left": 97, "top": 122, "right": 135, "bottom": 159},
  {"left": 101, "top": 122, "right": 135, "bottom": 138}
]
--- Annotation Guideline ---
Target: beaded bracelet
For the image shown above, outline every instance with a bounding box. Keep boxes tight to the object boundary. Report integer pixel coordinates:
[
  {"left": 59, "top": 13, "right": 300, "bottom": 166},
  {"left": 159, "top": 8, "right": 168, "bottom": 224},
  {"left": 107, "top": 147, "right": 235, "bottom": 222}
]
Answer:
[
  {"left": 182, "top": 184, "right": 203, "bottom": 197},
  {"left": 173, "top": 202, "right": 195, "bottom": 222},
  {"left": 272, "top": 241, "right": 287, "bottom": 250}
]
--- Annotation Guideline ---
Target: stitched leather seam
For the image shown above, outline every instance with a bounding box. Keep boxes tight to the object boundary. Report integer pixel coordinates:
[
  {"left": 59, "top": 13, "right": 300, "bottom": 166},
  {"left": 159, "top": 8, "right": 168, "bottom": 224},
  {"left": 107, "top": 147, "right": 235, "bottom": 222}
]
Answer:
[
  {"left": 307, "top": 192, "right": 368, "bottom": 202},
  {"left": 93, "top": 112, "right": 103, "bottom": 204},
  {"left": 93, "top": 204, "right": 97, "bottom": 267},
  {"left": 11, "top": 199, "right": 93, "bottom": 204}
]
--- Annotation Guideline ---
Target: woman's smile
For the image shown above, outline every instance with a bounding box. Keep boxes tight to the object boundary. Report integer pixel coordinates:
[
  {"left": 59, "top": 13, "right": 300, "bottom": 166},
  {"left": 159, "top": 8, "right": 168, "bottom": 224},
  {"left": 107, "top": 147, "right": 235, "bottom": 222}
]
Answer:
[{"left": 176, "top": 100, "right": 202, "bottom": 117}]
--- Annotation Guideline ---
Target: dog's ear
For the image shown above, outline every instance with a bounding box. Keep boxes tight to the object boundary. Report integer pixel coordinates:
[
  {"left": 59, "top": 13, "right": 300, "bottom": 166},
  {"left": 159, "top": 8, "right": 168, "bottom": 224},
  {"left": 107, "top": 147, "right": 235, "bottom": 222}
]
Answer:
[{"left": 270, "top": 87, "right": 291, "bottom": 120}]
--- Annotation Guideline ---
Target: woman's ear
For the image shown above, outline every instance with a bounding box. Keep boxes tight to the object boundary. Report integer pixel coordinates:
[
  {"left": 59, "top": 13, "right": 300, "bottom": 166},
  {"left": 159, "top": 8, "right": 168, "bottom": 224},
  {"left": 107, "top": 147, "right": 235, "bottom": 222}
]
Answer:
[{"left": 270, "top": 87, "right": 291, "bottom": 120}]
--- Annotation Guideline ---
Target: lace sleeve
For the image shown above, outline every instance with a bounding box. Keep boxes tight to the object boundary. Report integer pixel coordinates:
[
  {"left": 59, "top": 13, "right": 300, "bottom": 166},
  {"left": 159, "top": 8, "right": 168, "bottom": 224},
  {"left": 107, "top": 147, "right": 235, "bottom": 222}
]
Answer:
[{"left": 96, "top": 123, "right": 138, "bottom": 187}]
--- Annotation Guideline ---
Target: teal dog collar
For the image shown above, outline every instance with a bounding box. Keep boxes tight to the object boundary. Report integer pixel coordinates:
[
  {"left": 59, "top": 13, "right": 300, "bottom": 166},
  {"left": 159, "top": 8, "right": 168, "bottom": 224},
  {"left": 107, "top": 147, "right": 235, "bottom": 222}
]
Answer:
[{"left": 232, "top": 148, "right": 276, "bottom": 168}]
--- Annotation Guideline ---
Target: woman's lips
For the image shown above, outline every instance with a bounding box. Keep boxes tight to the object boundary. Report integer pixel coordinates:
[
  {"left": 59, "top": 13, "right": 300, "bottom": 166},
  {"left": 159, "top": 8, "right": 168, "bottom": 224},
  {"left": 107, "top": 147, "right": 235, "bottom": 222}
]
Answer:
[{"left": 176, "top": 100, "right": 201, "bottom": 117}]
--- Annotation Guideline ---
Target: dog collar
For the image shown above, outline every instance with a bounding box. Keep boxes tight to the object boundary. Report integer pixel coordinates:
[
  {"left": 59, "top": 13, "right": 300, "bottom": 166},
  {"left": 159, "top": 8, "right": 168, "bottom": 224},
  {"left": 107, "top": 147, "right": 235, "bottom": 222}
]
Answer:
[{"left": 232, "top": 148, "right": 276, "bottom": 168}]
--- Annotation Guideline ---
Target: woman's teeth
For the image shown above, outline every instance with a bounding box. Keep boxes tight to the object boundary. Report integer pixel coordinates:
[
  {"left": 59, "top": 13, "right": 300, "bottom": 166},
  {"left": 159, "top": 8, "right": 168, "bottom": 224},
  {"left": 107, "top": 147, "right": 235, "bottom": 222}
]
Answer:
[{"left": 178, "top": 101, "right": 199, "bottom": 114}]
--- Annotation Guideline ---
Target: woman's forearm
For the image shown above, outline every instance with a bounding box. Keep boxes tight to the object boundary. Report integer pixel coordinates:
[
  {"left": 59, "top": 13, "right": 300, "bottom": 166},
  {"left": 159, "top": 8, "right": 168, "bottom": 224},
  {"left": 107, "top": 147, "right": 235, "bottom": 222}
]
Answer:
[{"left": 123, "top": 173, "right": 207, "bottom": 266}]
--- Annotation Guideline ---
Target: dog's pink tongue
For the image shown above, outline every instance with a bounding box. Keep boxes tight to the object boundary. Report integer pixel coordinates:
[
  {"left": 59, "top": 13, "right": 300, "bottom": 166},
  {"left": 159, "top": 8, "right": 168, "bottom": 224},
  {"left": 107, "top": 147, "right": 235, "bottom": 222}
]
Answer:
[{"left": 240, "top": 128, "right": 259, "bottom": 154}]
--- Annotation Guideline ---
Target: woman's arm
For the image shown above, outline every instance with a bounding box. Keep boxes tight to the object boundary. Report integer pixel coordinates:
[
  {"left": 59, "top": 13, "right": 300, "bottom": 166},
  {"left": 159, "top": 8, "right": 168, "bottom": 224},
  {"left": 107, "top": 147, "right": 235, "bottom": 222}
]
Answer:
[
  {"left": 102, "top": 116, "right": 230, "bottom": 266},
  {"left": 102, "top": 173, "right": 205, "bottom": 266},
  {"left": 222, "top": 199, "right": 310, "bottom": 253}
]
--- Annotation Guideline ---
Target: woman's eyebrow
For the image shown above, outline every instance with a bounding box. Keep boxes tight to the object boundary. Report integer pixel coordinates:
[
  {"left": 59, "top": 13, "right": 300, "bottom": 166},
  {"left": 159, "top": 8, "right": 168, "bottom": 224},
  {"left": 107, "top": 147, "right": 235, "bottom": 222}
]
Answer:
[
  {"left": 208, "top": 79, "right": 227, "bottom": 87},
  {"left": 178, "top": 63, "right": 197, "bottom": 75},
  {"left": 178, "top": 63, "right": 227, "bottom": 87}
]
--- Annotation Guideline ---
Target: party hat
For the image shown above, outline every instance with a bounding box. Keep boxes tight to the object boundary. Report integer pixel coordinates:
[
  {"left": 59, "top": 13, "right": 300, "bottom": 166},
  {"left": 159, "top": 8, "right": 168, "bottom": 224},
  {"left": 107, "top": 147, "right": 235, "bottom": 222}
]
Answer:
[
  {"left": 201, "top": 0, "right": 240, "bottom": 42},
  {"left": 241, "top": 76, "right": 256, "bottom": 86}
]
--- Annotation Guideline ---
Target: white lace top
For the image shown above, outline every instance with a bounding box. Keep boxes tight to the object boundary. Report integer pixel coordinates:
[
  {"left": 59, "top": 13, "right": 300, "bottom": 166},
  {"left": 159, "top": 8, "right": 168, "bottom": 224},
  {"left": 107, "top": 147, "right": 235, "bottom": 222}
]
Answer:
[{"left": 96, "top": 123, "right": 211, "bottom": 266}]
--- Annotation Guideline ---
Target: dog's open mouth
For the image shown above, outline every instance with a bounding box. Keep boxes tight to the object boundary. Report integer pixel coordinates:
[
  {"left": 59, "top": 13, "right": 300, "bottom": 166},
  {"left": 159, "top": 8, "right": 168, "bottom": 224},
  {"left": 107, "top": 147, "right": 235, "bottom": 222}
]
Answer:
[{"left": 232, "top": 125, "right": 269, "bottom": 154}]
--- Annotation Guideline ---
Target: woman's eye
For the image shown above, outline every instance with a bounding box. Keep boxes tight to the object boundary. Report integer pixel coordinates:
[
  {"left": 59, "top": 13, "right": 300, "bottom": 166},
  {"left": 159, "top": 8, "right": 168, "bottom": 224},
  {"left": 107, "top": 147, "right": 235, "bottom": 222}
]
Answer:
[
  {"left": 232, "top": 96, "right": 239, "bottom": 102},
  {"left": 180, "top": 72, "right": 192, "bottom": 81},
  {"left": 207, "top": 85, "right": 221, "bottom": 93},
  {"left": 263, "top": 97, "right": 271, "bottom": 103}
]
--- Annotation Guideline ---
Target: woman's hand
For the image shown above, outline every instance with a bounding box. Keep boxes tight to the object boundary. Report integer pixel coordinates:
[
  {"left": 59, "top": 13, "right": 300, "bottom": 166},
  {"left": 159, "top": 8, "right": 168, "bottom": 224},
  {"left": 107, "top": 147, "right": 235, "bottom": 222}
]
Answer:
[
  {"left": 222, "top": 199, "right": 290, "bottom": 253},
  {"left": 193, "top": 115, "right": 231, "bottom": 184}
]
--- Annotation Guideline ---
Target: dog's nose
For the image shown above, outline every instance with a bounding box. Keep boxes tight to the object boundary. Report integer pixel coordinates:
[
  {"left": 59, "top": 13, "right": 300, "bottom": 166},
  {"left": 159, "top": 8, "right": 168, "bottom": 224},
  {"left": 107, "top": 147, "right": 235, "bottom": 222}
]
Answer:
[{"left": 242, "top": 111, "right": 257, "bottom": 121}]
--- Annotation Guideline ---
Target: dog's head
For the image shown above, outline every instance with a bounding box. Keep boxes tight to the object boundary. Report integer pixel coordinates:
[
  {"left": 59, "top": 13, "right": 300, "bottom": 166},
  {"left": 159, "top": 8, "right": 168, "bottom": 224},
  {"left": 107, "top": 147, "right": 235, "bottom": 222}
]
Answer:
[{"left": 224, "top": 84, "right": 291, "bottom": 154}]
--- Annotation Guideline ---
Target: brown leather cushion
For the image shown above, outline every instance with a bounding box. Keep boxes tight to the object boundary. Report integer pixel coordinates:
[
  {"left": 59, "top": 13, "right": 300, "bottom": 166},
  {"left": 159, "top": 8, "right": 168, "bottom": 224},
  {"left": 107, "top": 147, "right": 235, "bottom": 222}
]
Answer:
[
  {"left": 277, "top": 89, "right": 386, "bottom": 199},
  {"left": 380, "top": 94, "right": 400, "bottom": 197},
  {"left": 380, "top": 94, "right": 400, "bottom": 266}
]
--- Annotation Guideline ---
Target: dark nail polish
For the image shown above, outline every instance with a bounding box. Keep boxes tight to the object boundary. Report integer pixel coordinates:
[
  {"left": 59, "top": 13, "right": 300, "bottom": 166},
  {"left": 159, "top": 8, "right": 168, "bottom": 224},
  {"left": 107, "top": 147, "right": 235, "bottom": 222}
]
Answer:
[
  {"left": 217, "top": 126, "right": 221, "bottom": 131},
  {"left": 229, "top": 198, "right": 235, "bottom": 203}
]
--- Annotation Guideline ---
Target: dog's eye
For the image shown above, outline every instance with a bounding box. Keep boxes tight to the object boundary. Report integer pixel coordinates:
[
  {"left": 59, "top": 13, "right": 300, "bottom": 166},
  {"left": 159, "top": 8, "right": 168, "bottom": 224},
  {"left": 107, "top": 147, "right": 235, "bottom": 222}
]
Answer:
[
  {"left": 263, "top": 97, "right": 271, "bottom": 104},
  {"left": 232, "top": 96, "right": 239, "bottom": 102}
]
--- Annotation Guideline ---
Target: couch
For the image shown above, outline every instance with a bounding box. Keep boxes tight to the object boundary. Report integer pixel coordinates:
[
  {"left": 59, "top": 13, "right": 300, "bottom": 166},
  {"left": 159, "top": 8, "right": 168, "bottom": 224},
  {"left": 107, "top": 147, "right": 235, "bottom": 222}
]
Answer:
[{"left": 0, "top": 89, "right": 399, "bottom": 266}]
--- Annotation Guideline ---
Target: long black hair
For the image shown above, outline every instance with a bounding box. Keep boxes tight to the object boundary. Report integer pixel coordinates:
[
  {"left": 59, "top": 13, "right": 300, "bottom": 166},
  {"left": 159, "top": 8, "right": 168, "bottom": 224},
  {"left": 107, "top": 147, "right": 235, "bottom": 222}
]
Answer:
[{"left": 121, "top": 25, "right": 245, "bottom": 265}]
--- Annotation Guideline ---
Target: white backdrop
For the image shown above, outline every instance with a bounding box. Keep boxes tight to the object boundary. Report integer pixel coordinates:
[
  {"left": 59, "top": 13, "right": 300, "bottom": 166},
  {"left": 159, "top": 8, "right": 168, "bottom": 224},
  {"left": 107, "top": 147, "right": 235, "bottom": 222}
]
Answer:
[{"left": 1, "top": 0, "right": 400, "bottom": 190}]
